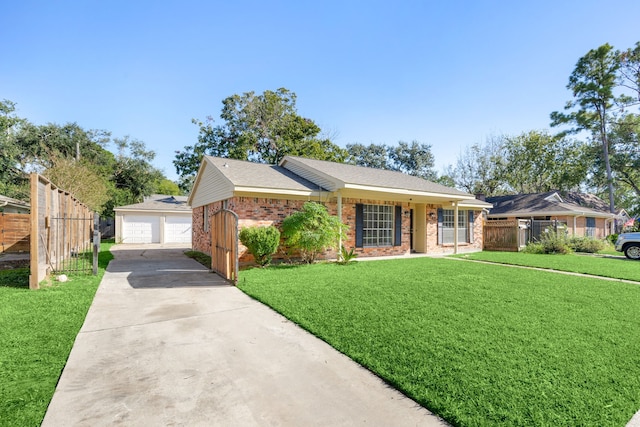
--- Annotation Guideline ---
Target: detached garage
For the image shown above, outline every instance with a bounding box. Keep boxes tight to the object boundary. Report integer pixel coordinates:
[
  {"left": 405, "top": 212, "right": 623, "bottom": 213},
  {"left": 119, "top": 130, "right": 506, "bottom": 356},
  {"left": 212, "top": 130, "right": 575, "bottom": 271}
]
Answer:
[{"left": 114, "top": 195, "right": 192, "bottom": 244}]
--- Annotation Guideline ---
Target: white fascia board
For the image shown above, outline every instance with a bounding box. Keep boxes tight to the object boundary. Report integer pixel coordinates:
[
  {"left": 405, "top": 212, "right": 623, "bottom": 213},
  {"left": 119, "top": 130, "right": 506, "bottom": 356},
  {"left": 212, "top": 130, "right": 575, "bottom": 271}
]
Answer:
[
  {"left": 457, "top": 200, "right": 494, "bottom": 209},
  {"left": 113, "top": 208, "right": 192, "bottom": 214},
  {"left": 342, "top": 183, "right": 472, "bottom": 200},
  {"left": 235, "top": 186, "right": 329, "bottom": 198}
]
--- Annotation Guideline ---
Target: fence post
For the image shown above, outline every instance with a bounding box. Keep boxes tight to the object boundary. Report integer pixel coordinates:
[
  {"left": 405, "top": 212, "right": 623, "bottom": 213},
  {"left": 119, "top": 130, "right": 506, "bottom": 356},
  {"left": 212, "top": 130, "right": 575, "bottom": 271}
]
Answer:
[{"left": 93, "top": 213, "right": 100, "bottom": 275}]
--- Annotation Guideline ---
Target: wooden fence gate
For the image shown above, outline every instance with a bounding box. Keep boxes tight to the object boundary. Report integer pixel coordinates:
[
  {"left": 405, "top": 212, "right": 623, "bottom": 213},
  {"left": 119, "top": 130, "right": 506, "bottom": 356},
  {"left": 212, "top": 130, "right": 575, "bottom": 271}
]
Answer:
[
  {"left": 0, "top": 213, "right": 30, "bottom": 253},
  {"left": 211, "top": 209, "right": 238, "bottom": 284},
  {"left": 484, "top": 219, "right": 527, "bottom": 252}
]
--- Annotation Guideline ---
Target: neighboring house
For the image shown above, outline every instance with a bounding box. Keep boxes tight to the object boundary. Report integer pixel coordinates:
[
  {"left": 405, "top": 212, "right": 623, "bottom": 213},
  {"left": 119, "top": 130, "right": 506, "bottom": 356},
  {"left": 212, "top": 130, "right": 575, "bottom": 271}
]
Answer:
[
  {"left": 485, "top": 191, "right": 617, "bottom": 239},
  {"left": 114, "top": 195, "right": 192, "bottom": 244},
  {"left": 188, "top": 156, "right": 491, "bottom": 263},
  {"left": 0, "top": 195, "right": 30, "bottom": 214}
]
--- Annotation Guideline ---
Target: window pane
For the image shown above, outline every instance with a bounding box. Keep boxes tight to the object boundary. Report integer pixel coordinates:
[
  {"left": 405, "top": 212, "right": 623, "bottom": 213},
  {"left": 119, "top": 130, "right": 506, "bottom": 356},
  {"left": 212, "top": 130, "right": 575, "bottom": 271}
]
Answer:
[
  {"left": 362, "top": 204, "right": 394, "bottom": 247},
  {"left": 442, "top": 209, "right": 468, "bottom": 244}
]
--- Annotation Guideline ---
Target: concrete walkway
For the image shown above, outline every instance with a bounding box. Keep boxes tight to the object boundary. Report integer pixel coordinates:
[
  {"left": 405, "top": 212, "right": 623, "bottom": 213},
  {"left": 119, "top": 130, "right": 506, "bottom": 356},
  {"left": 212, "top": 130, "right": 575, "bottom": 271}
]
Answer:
[{"left": 42, "top": 244, "right": 446, "bottom": 427}]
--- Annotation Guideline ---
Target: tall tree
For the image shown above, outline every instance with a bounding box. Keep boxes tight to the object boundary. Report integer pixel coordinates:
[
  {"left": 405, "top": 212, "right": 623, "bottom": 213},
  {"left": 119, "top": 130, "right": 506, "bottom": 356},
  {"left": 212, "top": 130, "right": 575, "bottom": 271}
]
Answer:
[
  {"left": 619, "top": 42, "right": 640, "bottom": 102},
  {"left": 450, "top": 135, "right": 506, "bottom": 196},
  {"left": 0, "top": 100, "right": 28, "bottom": 199},
  {"left": 551, "top": 43, "right": 621, "bottom": 212},
  {"left": 346, "top": 143, "right": 391, "bottom": 169},
  {"left": 174, "top": 88, "right": 347, "bottom": 191},
  {"left": 111, "top": 136, "right": 163, "bottom": 202},
  {"left": 500, "top": 131, "right": 587, "bottom": 193},
  {"left": 346, "top": 141, "right": 438, "bottom": 180},
  {"left": 607, "top": 113, "right": 640, "bottom": 215},
  {"left": 44, "top": 156, "right": 110, "bottom": 212},
  {"left": 388, "top": 141, "right": 437, "bottom": 180}
]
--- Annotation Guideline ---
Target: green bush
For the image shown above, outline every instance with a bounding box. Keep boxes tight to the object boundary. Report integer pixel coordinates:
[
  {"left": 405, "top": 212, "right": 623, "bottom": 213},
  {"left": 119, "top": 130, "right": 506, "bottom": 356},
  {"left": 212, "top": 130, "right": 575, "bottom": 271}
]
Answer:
[
  {"left": 337, "top": 245, "right": 358, "bottom": 265},
  {"left": 523, "top": 242, "right": 545, "bottom": 254},
  {"left": 607, "top": 234, "right": 618, "bottom": 244},
  {"left": 239, "top": 225, "right": 281, "bottom": 267},
  {"left": 569, "top": 236, "right": 605, "bottom": 253},
  {"left": 281, "top": 202, "right": 347, "bottom": 263},
  {"left": 525, "top": 228, "right": 571, "bottom": 254}
]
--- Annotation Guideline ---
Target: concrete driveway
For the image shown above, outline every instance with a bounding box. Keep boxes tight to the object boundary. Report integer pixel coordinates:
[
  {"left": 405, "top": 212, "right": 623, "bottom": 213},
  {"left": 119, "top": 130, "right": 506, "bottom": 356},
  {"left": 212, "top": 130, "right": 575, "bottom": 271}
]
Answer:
[{"left": 42, "top": 244, "right": 447, "bottom": 426}]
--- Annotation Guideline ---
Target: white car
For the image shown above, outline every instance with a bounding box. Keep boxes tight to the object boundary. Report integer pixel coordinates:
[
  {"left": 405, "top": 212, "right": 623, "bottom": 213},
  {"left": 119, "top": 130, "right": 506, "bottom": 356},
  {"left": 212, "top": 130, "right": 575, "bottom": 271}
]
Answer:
[{"left": 615, "top": 232, "right": 640, "bottom": 260}]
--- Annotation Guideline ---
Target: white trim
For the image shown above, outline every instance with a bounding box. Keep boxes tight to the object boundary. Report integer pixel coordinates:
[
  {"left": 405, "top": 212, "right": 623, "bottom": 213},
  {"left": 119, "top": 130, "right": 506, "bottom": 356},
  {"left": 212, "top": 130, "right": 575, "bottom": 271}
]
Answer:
[
  {"left": 234, "top": 186, "right": 328, "bottom": 197},
  {"left": 343, "top": 183, "right": 475, "bottom": 201}
]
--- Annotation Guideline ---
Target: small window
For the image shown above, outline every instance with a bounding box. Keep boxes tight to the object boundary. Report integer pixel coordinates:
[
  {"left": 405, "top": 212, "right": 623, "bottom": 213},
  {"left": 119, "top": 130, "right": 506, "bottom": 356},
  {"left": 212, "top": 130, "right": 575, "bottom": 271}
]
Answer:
[{"left": 203, "top": 205, "right": 210, "bottom": 232}]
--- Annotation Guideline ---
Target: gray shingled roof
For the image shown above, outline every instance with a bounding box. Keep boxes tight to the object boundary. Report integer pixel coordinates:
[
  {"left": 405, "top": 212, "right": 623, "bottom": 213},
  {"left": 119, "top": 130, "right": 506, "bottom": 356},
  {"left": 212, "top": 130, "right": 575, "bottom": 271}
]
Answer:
[
  {"left": 487, "top": 191, "right": 612, "bottom": 216},
  {"left": 0, "top": 194, "right": 30, "bottom": 208},
  {"left": 206, "top": 156, "right": 326, "bottom": 192},
  {"left": 282, "top": 156, "right": 471, "bottom": 196},
  {"left": 114, "top": 195, "right": 191, "bottom": 212}
]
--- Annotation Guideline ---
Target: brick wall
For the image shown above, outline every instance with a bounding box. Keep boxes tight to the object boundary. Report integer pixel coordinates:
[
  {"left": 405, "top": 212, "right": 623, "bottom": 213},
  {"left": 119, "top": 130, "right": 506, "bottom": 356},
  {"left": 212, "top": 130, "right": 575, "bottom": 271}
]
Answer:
[
  {"left": 425, "top": 206, "right": 484, "bottom": 255},
  {"left": 192, "top": 196, "right": 483, "bottom": 263}
]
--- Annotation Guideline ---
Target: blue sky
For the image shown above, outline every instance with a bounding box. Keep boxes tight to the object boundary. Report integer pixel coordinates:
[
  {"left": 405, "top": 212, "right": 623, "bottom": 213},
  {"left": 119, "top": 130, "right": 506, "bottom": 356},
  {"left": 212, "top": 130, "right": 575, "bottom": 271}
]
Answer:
[{"left": 2, "top": 1, "right": 639, "bottom": 181}]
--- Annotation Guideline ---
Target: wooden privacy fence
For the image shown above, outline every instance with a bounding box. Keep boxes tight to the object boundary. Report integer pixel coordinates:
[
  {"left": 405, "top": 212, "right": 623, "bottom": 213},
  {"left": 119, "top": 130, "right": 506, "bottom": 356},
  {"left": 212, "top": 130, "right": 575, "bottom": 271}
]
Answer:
[
  {"left": 30, "top": 174, "right": 98, "bottom": 289},
  {"left": 211, "top": 209, "right": 238, "bottom": 284},
  {"left": 0, "top": 213, "right": 30, "bottom": 253},
  {"left": 484, "top": 219, "right": 527, "bottom": 252}
]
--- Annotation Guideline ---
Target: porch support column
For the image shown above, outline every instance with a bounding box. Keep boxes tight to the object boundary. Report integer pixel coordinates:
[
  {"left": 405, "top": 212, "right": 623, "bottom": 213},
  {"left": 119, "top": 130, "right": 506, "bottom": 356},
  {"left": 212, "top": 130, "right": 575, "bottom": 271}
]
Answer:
[
  {"left": 453, "top": 201, "right": 459, "bottom": 255},
  {"left": 337, "top": 191, "right": 343, "bottom": 261}
]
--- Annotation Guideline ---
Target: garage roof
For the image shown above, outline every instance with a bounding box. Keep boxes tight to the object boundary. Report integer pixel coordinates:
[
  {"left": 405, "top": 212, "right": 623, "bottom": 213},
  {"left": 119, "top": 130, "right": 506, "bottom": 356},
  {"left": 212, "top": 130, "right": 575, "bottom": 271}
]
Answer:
[{"left": 114, "top": 195, "right": 191, "bottom": 212}]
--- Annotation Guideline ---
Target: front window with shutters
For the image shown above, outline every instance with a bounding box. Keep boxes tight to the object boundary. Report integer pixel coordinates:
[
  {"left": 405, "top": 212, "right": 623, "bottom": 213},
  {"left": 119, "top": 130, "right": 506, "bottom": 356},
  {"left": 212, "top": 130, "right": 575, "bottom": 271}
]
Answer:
[
  {"left": 442, "top": 209, "right": 468, "bottom": 244},
  {"left": 362, "top": 204, "right": 394, "bottom": 247}
]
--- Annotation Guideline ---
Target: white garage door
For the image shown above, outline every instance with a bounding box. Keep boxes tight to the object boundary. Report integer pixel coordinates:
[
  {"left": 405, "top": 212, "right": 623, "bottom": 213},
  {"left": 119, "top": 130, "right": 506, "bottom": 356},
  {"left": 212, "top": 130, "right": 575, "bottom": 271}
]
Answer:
[
  {"left": 164, "top": 216, "right": 192, "bottom": 244},
  {"left": 122, "top": 215, "right": 160, "bottom": 243}
]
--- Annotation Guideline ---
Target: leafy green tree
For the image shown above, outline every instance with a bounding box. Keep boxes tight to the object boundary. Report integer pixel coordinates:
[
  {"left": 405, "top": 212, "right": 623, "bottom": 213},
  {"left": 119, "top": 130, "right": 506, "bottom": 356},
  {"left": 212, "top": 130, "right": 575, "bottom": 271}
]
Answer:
[
  {"left": 44, "top": 156, "right": 110, "bottom": 212},
  {"left": 346, "top": 143, "right": 390, "bottom": 169},
  {"left": 619, "top": 42, "right": 640, "bottom": 101},
  {"left": 105, "top": 136, "right": 163, "bottom": 215},
  {"left": 450, "top": 135, "right": 506, "bottom": 196},
  {"left": 13, "top": 122, "right": 113, "bottom": 171},
  {"left": 0, "top": 99, "right": 28, "bottom": 199},
  {"left": 551, "top": 43, "right": 622, "bottom": 212},
  {"left": 239, "top": 226, "right": 281, "bottom": 266},
  {"left": 500, "top": 131, "right": 587, "bottom": 193},
  {"left": 388, "top": 141, "right": 437, "bottom": 180},
  {"left": 174, "top": 88, "right": 347, "bottom": 191},
  {"left": 281, "top": 202, "right": 347, "bottom": 263},
  {"left": 606, "top": 113, "right": 640, "bottom": 215},
  {"left": 346, "top": 141, "right": 438, "bottom": 180},
  {"left": 153, "top": 178, "right": 182, "bottom": 195}
]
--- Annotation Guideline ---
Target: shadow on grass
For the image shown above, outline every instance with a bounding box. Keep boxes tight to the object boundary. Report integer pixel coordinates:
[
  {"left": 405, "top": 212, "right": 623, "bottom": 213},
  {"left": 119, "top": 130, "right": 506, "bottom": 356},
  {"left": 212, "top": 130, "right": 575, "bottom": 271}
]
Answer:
[
  {"left": 0, "top": 268, "right": 29, "bottom": 289},
  {"left": 0, "top": 242, "right": 115, "bottom": 290}
]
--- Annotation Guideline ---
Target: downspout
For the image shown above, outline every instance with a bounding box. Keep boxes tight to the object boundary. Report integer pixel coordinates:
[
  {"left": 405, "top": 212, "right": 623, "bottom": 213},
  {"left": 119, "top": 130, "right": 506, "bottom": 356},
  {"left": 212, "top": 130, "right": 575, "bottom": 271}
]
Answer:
[{"left": 453, "top": 201, "right": 459, "bottom": 255}]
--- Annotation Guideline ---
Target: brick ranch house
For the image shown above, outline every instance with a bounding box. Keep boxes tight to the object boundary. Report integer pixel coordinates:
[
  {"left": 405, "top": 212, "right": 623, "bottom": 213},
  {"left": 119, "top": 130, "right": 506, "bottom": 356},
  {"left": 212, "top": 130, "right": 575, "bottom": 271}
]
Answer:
[{"left": 188, "top": 156, "right": 492, "bottom": 263}]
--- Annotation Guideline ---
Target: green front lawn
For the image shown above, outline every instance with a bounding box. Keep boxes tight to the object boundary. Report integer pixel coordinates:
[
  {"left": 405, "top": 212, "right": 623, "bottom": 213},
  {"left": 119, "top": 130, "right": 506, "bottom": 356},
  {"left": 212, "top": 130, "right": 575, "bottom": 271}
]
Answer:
[
  {"left": 239, "top": 258, "right": 640, "bottom": 427},
  {"left": 0, "top": 242, "right": 113, "bottom": 427},
  {"left": 456, "top": 251, "right": 640, "bottom": 282}
]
